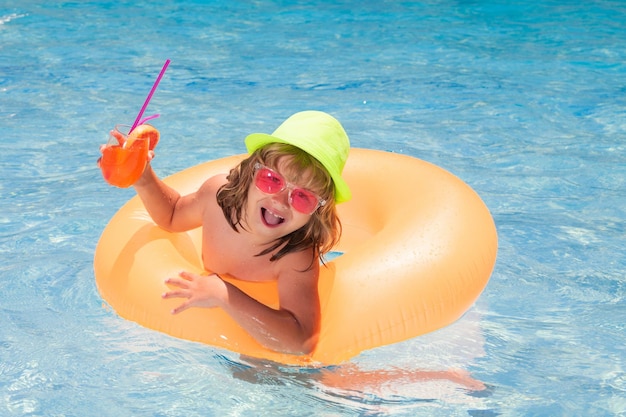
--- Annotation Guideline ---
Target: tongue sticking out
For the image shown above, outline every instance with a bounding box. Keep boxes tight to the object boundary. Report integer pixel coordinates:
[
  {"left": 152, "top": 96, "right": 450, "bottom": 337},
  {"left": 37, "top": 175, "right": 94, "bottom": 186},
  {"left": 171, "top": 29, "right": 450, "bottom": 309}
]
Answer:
[{"left": 263, "top": 208, "right": 284, "bottom": 226}]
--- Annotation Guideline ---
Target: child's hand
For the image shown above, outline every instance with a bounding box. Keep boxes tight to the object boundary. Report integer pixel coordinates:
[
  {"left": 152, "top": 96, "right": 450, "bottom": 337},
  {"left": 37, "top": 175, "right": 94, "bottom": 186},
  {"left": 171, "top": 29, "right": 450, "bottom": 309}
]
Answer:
[
  {"left": 111, "top": 128, "right": 126, "bottom": 146},
  {"left": 162, "top": 271, "right": 227, "bottom": 314}
]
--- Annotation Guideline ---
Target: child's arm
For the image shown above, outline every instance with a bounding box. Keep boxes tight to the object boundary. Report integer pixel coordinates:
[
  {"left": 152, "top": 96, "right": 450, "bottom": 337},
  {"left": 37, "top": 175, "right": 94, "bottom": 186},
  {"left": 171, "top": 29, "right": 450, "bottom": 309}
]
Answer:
[
  {"left": 133, "top": 164, "right": 213, "bottom": 232},
  {"left": 163, "top": 258, "right": 321, "bottom": 355},
  {"left": 223, "top": 262, "right": 321, "bottom": 354}
]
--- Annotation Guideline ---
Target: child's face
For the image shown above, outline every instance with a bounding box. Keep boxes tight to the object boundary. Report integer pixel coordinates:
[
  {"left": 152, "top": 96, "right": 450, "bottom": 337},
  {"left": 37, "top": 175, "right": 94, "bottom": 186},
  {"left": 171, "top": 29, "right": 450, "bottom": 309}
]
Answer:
[{"left": 244, "top": 159, "right": 317, "bottom": 240}]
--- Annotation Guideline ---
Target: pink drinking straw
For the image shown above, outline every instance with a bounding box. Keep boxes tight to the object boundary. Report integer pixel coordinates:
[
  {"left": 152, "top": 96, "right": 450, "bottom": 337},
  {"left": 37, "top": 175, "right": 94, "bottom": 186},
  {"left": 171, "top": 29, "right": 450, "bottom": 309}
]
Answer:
[
  {"left": 138, "top": 113, "right": 160, "bottom": 125},
  {"left": 129, "top": 59, "right": 171, "bottom": 133}
]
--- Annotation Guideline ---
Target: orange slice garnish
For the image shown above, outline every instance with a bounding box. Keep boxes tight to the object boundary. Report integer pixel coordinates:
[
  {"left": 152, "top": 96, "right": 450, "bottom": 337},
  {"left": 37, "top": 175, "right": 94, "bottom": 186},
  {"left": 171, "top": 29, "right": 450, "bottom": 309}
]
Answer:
[{"left": 124, "top": 124, "right": 160, "bottom": 150}]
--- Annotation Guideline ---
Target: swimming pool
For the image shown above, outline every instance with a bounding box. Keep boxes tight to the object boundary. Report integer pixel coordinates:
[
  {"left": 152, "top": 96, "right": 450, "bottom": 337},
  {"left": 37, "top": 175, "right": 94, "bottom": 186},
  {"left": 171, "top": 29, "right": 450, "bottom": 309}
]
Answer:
[{"left": 2, "top": 0, "right": 625, "bottom": 415}]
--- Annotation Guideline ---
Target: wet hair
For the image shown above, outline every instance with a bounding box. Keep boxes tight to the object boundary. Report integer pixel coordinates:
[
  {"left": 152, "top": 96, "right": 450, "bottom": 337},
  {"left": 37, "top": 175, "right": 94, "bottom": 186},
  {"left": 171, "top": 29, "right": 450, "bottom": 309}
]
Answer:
[{"left": 216, "top": 142, "right": 342, "bottom": 268}]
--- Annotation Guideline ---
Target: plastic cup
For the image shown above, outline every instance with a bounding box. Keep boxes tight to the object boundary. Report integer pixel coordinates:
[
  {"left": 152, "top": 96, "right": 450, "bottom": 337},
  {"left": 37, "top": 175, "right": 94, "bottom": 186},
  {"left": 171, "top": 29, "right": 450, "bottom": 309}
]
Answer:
[{"left": 100, "top": 124, "right": 149, "bottom": 188}]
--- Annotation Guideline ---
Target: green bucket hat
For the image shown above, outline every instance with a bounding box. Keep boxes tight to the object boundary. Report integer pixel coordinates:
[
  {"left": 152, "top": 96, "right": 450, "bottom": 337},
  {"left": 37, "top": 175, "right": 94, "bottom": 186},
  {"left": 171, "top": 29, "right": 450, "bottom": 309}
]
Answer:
[{"left": 245, "top": 111, "right": 351, "bottom": 203}]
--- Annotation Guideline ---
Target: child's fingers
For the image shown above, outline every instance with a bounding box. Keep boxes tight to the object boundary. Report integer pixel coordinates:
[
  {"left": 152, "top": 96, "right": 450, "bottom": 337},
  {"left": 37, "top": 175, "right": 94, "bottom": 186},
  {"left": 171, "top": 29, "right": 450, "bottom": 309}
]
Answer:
[
  {"left": 111, "top": 130, "right": 125, "bottom": 146},
  {"left": 170, "top": 301, "right": 191, "bottom": 315},
  {"left": 161, "top": 289, "right": 189, "bottom": 299},
  {"left": 164, "top": 273, "right": 193, "bottom": 289},
  {"left": 162, "top": 289, "right": 192, "bottom": 315},
  {"left": 177, "top": 271, "right": 196, "bottom": 280}
]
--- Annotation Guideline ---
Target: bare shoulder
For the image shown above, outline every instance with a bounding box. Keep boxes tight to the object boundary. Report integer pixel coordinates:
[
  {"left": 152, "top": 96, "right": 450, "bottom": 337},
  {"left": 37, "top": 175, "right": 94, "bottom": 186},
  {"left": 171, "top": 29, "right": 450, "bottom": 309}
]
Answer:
[
  {"left": 177, "top": 174, "right": 227, "bottom": 221},
  {"left": 193, "top": 174, "right": 229, "bottom": 209},
  {"left": 197, "top": 173, "right": 228, "bottom": 195}
]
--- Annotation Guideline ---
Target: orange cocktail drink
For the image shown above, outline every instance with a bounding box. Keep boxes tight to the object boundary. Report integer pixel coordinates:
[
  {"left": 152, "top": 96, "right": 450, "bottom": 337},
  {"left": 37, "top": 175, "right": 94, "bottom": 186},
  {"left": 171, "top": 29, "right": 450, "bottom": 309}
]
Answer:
[{"left": 100, "top": 125, "right": 149, "bottom": 188}]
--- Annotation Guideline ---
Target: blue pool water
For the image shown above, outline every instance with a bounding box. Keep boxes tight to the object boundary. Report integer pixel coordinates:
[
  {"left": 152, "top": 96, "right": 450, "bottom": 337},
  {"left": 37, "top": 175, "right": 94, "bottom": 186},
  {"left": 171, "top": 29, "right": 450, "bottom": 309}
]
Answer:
[{"left": 2, "top": 1, "right": 625, "bottom": 415}]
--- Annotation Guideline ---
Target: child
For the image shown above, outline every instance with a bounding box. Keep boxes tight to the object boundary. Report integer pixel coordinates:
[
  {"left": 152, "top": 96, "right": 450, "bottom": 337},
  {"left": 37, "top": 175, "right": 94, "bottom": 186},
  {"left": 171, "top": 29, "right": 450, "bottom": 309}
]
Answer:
[{"left": 125, "top": 111, "right": 351, "bottom": 355}]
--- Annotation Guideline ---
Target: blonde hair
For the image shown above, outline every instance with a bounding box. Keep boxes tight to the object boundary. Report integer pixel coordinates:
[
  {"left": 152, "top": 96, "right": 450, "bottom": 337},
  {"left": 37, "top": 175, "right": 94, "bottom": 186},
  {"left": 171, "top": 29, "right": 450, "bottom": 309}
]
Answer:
[{"left": 216, "top": 143, "right": 342, "bottom": 268}]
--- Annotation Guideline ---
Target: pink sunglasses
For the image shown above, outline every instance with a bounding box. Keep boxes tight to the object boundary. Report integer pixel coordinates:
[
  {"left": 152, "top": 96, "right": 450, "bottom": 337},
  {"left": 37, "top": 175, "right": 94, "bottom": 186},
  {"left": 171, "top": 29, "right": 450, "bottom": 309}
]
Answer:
[{"left": 254, "top": 163, "right": 326, "bottom": 215}]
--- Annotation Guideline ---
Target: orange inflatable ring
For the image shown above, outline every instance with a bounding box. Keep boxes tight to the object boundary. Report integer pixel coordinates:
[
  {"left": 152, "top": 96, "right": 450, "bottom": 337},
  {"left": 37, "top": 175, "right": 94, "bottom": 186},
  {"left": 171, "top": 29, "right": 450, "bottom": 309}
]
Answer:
[{"left": 94, "top": 148, "right": 497, "bottom": 366}]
